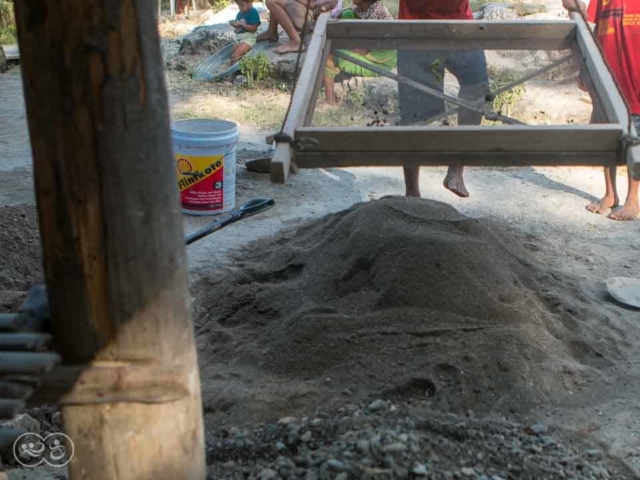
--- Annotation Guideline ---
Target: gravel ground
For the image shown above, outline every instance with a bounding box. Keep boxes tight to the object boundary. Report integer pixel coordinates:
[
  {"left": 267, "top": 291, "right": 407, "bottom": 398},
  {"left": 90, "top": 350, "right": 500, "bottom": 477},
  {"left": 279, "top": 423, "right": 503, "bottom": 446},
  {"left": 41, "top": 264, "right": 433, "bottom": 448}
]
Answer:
[{"left": 206, "top": 400, "right": 634, "bottom": 480}]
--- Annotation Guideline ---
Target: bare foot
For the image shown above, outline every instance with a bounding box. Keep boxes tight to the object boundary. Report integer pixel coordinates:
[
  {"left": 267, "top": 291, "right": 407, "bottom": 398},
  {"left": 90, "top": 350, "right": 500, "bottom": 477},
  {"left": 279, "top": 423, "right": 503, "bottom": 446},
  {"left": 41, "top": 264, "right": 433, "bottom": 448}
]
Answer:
[
  {"left": 257, "top": 32, "right": 279, "bottom": 42},
  {"left": 586, "top": 195, "right": 618, "bottom": 214},
  {"left": 273, "top": 40, "right": 303, "bottom": 54},
  {"left": 608, "top": 200, "right": 639, "bottom": 221},
  {"left": 443, "top": 171, "right": 469, "bottom": 198},
  {"left": 405, "top": 188, "right": 421, "bottom": 198}
]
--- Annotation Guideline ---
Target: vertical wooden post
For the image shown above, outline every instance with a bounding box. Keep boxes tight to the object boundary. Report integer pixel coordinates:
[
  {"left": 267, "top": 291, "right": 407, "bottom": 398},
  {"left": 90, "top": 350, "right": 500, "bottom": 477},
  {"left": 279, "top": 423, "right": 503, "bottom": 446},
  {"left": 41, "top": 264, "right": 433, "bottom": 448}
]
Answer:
[{"left": 13, "top": 1, "right": 206, "bottom": 479}]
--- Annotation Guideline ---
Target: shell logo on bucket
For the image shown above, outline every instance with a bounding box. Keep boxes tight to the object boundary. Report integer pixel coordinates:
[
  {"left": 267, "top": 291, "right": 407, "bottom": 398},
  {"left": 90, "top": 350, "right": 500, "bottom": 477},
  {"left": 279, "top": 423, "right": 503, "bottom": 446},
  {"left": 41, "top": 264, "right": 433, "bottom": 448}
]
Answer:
[{"left": 176, "top": 153, "right": 225, "bottom": 212}]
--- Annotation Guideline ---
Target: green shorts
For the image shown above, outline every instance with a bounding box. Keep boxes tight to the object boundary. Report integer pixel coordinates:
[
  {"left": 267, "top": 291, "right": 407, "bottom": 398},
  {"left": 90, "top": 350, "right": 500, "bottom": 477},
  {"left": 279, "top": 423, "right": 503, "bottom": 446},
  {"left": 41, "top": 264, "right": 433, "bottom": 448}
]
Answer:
[{"left": 236, "top": 32, "right": 257, "bottom": 47}]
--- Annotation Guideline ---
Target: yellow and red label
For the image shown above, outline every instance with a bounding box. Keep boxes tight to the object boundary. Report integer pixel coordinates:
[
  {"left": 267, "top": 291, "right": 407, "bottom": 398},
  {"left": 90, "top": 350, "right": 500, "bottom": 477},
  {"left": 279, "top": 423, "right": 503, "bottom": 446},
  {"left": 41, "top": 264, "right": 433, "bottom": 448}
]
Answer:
[{"left": 176, "top": 153, "right": 225, "bottom": 212}]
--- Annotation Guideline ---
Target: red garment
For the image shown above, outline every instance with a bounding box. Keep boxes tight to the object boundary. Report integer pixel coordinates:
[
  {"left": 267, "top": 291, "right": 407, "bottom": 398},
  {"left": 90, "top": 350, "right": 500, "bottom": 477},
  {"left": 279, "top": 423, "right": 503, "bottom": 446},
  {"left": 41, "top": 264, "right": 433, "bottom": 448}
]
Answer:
[
  {"left": 587, "top": 0, "right": 640, "bottom": 114},
  {"left": 398, "top": 0, "right": 473, "bottom": 20}
]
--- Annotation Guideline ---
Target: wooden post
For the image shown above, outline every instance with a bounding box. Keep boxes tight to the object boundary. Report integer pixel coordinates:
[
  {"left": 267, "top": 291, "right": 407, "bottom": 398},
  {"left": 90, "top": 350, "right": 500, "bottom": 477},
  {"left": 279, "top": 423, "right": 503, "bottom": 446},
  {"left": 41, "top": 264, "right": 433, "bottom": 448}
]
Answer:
[{"left": 13, "top": 1, "right": 206, "bottom": 479}]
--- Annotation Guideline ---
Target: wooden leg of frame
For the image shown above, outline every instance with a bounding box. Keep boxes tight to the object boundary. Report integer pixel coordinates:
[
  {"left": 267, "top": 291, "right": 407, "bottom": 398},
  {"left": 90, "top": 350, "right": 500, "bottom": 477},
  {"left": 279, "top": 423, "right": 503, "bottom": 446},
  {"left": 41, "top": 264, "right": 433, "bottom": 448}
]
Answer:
[
  {"left": 304, "top": 40, "right": 332, "bottom": 127},
  {"left": 270, "top": 143, "right": 293, "bottom": 184}
]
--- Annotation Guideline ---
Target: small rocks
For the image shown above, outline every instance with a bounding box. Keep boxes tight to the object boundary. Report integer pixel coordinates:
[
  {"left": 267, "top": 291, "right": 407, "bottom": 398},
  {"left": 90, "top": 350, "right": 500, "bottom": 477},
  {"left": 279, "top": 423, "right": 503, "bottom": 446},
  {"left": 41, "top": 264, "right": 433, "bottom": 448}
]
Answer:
[
  {"left": 530, "top": 423, "right": 548, "bottom": 435},
  {"left": 0, "top": 413, "right": 40, "bottom": 434},
  {"left": 257, "top": 468, "right": 278, "bottom": 480},
  {"left": 326, "top": 459, "right": 346, "bottom": 471},
  {"left": 367, "top": 399, "right": 386, "bottom": 412},
  {"left": 206, "top": 405, "right": 625, "bottom": 480},
  {"left": 382, "top": 442, "right": 407, "bottom": 454},
  {"left": 278, "top": 416, "right": 298, "bottom": 426},
  {"left": 234, "top": 75, "right": 248, "bottom": 87},
  {"left": 413, "top": 463, "right": 428, "bottom": 476}
]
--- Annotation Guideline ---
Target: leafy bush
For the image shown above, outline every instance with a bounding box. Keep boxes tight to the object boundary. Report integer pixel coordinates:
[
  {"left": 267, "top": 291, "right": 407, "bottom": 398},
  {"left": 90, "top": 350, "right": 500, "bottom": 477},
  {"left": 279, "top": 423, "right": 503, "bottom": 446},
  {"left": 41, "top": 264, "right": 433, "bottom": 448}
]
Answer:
[
  {"left": 239, "top": 52, "right": 270, "bottom": 87},
  {"left": 0, "top": 1, "right": 17, "bottom": 44}
]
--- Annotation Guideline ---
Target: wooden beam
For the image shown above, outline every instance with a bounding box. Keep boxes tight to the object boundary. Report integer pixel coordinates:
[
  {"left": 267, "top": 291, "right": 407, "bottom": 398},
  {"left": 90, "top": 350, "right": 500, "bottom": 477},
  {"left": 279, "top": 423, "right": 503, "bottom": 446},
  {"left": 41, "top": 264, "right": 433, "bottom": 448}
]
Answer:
[
  {"left": 0, "top": 400, "right": 25, "bottom": 420},
  {"left": 271, "top": 13, "right": 329, "bottom": 183},
  {"left": 294, "top": 125, "right": 623, "bottom": 152},
  {"left": 327, "top": 20, "right": 576, "bottom": 50},
  {"left": 0, "top": 352, "right": 60, "bottom": 376},
  {"left": 571, "top": 12, "right": 629, "bottom": 129},
  {"left": 13, "top": 0, "right": 206, "bottom": 479},
  {"left": 0, "top": 44, "right": 19, "bottom": 61},
  {"left": 0, "top": 314, "right": 25, "bottom": 333},
  {"left": 0, "top": 333, "right": 52, "bottom": 351},
  {"left": 294, "top": 151, "right": 619, "bottom": 168},
  {"left": 304, "top": 39, "right": 332, "bottom": 127}
]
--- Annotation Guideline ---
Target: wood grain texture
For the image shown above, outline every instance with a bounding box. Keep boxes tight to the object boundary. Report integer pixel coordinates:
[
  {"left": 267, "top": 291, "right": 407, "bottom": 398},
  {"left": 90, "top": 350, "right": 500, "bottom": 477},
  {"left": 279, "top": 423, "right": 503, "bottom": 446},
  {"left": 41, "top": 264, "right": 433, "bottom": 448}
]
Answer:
[
  {"left": 294, "top": 125, "right": 623, "bottom": 152},
  {"left": 271, "top": 13, "right": 329, "bottom": 183},
  {"left": 327, "top": 20, "right": 576, "bottom": 50},
  {"left": 14, "top": 0, "right": 206, "bottom": 478}
]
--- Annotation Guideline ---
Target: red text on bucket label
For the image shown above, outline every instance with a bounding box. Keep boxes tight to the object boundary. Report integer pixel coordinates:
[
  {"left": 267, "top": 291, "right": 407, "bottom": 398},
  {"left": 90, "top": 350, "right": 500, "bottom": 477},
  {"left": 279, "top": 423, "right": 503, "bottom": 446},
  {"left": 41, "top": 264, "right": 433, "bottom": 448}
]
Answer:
[{"left": 176, "top": 153, "right": 225, "bottom": 211}]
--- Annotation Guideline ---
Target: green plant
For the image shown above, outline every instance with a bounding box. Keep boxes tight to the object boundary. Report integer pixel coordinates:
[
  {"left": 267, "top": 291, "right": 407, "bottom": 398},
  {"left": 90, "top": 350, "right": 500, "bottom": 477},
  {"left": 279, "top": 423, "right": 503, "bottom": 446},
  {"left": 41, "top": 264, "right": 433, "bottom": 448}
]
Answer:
[
  {"left": 0, "top": 1, "right": 16, "bottom": 45},
  {"left": 239, "top": 52, "right": 271, "bottom": 87},
  {"left": 490, "top": 74, "right": 525, "bottom": 116}
]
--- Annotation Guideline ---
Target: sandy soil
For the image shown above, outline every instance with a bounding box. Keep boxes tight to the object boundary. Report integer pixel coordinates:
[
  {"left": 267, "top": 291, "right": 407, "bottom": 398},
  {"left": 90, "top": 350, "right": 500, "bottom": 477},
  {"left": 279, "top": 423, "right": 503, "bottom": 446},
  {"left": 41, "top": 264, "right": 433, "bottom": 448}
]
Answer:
[{"left": 1, "top": 28, "right": 640, "bottom": 477}]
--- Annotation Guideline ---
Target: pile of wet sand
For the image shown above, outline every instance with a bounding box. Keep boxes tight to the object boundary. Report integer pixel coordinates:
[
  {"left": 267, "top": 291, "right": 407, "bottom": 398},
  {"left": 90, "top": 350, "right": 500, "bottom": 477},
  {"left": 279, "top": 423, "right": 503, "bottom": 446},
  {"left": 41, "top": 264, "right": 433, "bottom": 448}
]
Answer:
[{"left": 194, "top": 197, "right": 624, "bottom": 423}]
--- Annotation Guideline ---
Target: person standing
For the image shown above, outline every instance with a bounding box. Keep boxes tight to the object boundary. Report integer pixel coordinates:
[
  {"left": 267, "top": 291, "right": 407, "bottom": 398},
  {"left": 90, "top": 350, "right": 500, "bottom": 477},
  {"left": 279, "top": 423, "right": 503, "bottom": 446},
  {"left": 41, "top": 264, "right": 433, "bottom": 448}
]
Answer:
[
  {"left": 311, "top": 0, "right": 489, "bottom": 199},
  {"left": 563, "top": 0, "right": 640, "bottom": 220},
  {"left": 396, "top": 1, "right": 489, "bottom": 198}
]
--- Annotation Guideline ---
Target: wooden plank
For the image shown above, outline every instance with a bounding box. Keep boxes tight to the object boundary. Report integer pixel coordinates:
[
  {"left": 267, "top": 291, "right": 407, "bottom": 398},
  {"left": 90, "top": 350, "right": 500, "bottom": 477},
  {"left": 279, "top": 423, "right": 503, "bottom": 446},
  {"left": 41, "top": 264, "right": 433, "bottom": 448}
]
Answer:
[
  {"left": 327, "top": 20, "right": 576, "bottom": 51},
  {"left": 0, "top": 333, "right": 51, "bottom": 351},
  {"left": 271, "top": 13, "right": 329, "bottom": 183},
  {"left": 13, "top": 0, "right": 207, "bottom": 478},
  {"left": 0, "top": 381, "right": 33, "bottom": 399},
  {"left": 294, "top": 125, "right": 623, "bottom": 153},
  {"left": 304, "top": 39, "right": 332, "bottom": 127},
  {"left": 0, "top": 44, "right": 19, "bottom": 61},
  {"left": 0, "top": 429, "right": 27, "bottom": 449},
  {"left": 294, "top": 151, "right": 619, "bottom": 168},
  {"left": 0, "top": 400, "right": 25, "bottom": 420},
  {"left": 0, "top": 314, "right": 25, "bottom": 333},
  {"left": 0, "top": 352, "right": 60, "bottom": 376},
  {"left": 571, "top": 12, "right": 629, "bottom": 129}
]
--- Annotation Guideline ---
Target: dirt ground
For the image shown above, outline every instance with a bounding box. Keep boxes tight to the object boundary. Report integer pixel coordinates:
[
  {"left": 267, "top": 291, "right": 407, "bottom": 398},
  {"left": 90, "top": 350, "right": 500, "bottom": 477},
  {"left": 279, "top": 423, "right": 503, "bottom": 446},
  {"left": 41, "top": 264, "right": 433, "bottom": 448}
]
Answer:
[{"left": 2, "top": 5, "right": 640, "bottom": 477}]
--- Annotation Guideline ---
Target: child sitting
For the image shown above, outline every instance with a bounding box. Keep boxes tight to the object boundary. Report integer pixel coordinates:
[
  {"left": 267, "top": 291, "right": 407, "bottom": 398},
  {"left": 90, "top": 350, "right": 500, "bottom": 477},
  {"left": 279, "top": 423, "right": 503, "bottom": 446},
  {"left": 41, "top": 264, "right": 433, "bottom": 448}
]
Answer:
[
  {"left": 323, "top": 0, "right": 396, "bottom": 105},
  {"left": 229, "top": 0, "right": 262, "bottom": 64}
]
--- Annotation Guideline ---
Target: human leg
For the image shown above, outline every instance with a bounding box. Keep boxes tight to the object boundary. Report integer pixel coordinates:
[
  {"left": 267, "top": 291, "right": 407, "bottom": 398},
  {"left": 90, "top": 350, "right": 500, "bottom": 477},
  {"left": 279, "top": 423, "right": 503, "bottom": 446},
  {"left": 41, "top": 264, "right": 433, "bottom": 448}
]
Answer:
[
  {"left": 271, "top": 0, "right": 310, "bottom": 54},
  {"left": 323, "top": 55, "right": 339, "bottom": 104},
  {"left": 397, "top": 50, "right": 446, "bottom": 198},
  {"left": 257, "top": 13, "right": 280, "bottom": 42},
  {"left": 444, "top": 50, "right": 489, "bottom": 198},
  {"left": 609, "top": 116, "right": 640, "bottom": 221},
  {"left": 229, "top": 42, "right": 252, "bottom": 65},
  {"left": 586, "top": 103, "right": 620, "bottom": 214}
]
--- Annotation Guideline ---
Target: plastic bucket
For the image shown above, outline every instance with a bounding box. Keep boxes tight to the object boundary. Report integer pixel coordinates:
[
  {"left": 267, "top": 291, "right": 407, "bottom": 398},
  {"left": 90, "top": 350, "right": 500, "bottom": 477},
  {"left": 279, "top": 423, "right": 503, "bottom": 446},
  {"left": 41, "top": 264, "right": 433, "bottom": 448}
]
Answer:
[{"left": 172, "top": 119, "right": 239, "bottom": 216}]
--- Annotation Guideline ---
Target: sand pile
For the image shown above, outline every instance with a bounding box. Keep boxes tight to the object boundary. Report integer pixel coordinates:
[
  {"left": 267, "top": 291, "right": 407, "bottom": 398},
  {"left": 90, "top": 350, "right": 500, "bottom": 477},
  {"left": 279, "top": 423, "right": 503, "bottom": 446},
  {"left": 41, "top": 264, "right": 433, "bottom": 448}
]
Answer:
[{"left": 194, "top": 197, "right": 623, "bottom": 422}]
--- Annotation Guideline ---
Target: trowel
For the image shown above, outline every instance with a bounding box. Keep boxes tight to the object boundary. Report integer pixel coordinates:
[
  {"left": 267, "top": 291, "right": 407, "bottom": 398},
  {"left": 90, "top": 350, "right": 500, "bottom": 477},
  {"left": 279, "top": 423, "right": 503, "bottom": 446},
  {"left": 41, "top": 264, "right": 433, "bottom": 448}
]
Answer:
[{"left": 185, "top": 198, "right": 275, "bottom": 246}]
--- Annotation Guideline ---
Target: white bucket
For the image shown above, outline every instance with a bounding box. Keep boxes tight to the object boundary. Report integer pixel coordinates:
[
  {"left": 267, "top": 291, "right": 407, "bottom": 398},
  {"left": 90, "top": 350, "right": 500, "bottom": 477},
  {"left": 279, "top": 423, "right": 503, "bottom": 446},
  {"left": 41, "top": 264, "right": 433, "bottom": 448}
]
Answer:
[{"left": 172, "top": 119, "right": 239, "bottom": 216}]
